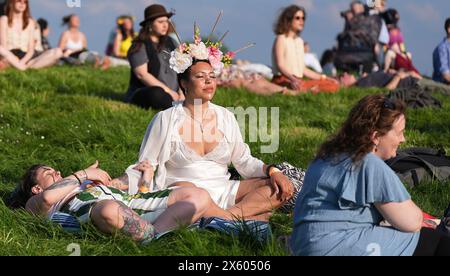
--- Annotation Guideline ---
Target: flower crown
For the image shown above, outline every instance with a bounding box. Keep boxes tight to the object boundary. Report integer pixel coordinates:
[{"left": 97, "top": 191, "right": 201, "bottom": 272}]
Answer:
[{"left": 168, "top": 12, "right": 254, "bottom": 75}]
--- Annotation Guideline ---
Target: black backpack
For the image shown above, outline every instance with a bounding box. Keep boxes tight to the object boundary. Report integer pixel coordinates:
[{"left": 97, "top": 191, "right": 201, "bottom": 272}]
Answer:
[{"left": 386, "top": 148, "right": 450, "bottom": 187}]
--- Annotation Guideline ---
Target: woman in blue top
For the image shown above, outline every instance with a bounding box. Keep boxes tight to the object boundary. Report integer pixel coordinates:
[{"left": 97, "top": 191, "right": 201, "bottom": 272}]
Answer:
[{"left": 291, "top": 94, "right": 450, "bottom": 256}]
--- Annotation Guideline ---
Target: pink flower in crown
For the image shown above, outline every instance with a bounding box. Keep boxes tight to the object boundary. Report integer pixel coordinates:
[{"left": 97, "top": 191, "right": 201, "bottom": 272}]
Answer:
[
  {"left": 207, "top": 46, "right": 224, "bottom": 73},
  {"left": 225, "top": 51, "right": 236, "bottom": 59},
  {"left": 178, "top": 43, "right": 188, "bottom": 53}
]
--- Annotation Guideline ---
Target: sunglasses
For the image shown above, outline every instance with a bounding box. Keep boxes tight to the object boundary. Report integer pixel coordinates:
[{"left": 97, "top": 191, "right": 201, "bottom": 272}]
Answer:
[{"left": 294, "top": 16, "right": 306, "bottom": 21}]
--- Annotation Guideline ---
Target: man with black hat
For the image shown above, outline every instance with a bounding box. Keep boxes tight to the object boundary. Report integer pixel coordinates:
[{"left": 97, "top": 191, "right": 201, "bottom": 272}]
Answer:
[{"left": 125, "top": 4, "right": 183, "bottom": 110}]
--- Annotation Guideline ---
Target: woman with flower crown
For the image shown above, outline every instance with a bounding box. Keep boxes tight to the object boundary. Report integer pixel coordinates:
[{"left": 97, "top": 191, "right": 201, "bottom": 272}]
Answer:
[
  {"left": 125, "top": 4, "right": 184, "bottom": 110},
  {"left": 110, "top": 20, "right": 296, "bottom": 221}
]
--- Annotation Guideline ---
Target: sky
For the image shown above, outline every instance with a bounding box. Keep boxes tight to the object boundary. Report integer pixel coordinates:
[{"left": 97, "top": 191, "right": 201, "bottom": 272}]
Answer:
[{"left": 30, "top": 0, "right": 450, "bottom": 76}]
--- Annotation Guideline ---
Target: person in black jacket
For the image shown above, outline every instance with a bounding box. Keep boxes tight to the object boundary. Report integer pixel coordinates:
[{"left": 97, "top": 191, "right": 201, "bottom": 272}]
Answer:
[{"left": 125, "top": 4, "right": 184, "bottom": 110}]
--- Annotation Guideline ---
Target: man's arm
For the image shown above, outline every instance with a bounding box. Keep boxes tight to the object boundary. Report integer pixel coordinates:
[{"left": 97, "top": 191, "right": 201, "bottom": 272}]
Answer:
[{"left": 26, "top": 176, "right": 83, "bottom": 216}]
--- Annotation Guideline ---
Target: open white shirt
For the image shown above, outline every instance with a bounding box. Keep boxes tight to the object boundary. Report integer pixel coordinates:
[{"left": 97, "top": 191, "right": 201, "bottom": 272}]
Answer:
[{"left": 125, "top": 102, "right": 266, "bottom": 195}]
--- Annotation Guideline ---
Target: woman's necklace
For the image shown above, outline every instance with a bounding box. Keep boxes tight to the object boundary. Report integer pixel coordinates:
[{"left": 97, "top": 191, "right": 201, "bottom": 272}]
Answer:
[{"left": 185, "top": 106, "right": 209, "bottom": 133}]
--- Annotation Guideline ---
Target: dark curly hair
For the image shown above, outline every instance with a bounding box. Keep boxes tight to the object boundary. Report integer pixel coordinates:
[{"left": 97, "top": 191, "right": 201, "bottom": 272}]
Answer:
[
  {"left": 273, "top": 5, "right": 306, "bottom": 35},
  {"left": 7, "top": 164, "right": 47, "bottom": 209},
  {"left": 316, "top": 94, "right": 406, "bottom": 163}
]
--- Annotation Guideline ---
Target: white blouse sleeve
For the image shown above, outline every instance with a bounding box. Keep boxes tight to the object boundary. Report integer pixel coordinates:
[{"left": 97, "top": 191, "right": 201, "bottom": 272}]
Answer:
[
  {"left": 126, "top": 112, "right": 166, "bottom": 194},
  {"left": 229, "top": 113, "right": 267, "bottom": 179}
]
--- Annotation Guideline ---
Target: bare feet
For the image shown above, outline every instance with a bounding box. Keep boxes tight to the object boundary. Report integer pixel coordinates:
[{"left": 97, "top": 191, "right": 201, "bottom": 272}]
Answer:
[{"left": 101, "top": 56, "right": 111, "bottom": 70}]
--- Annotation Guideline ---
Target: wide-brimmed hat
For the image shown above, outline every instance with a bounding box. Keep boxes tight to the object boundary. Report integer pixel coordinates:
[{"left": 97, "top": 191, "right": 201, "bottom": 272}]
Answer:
[{"left": 139, "top": 4, "right": 174, "bottom": 26}]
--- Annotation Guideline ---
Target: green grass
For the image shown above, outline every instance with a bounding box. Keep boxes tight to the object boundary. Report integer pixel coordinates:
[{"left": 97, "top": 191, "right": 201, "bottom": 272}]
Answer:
[{"left": 0, "top": 66, "right": 449, "bottom": 256}]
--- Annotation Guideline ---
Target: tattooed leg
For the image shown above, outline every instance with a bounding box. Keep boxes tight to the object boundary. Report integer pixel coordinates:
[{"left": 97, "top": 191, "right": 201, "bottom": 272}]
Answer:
[
  {"left": 118, "top": 202, "right": 156, "bottom": 243},
  {"left": 90, "top": 200, "right": 157, "bottom": 244}
]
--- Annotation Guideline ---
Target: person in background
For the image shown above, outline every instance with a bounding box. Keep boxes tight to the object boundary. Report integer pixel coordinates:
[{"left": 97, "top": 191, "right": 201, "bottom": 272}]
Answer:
[
  {"left": 112, "top": 15, "right": 136, "bottom": 61},
  {"left": 271, "top": 5, "right": 340, "bottom": 94},
  {"left": 303, "top": 41, "right": 323, "bottom": 74},
  {"left": 125, "top": 4, "right": 184, "bottom": 110},
  {"left": 382, "top": 9, "right": 421, "bottom": 78},
  {"left": 58, "top": 14, "right": 111, "bottom": 69},
  {"left": 0, "top": 0, "right": 62, "bottom": 71},
  {"left": 320, "top": 49, "right": 337, "bottom": 77},
  {"left": 433, "top": 18, "right": 450, "bottom": 85},
  {"left": 35, "top": 18, "right": 51, "bottom": 53},
  {"left": 369, "top": 0, "right": 389, "bottom": 69}
]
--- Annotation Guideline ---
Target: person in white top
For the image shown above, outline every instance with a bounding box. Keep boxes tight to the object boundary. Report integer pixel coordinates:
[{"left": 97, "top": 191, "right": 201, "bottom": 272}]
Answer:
[
  {"left": 303, "top": 41, "right": 323, "bottom": 74},
  {"left": 0, "top": 0, "right": 63, "bottom": 71},
  {"left": 58, "top": 14, "right": 112, "bottom": 69},
  {"left": 113, "top": 60, "right": 295, "bottom": 221}
]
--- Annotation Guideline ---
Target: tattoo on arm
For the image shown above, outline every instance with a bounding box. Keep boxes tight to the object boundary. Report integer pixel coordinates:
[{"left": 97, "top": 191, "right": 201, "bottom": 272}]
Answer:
[
  {"left": 45, "top": 179, "right": 80, "bottom": 191},
  {"left": 118, "top": 203, "right": 156, "bottom": 242}
]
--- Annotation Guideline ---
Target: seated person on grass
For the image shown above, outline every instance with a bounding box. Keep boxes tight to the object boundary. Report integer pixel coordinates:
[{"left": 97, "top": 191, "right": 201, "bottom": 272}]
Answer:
[
  {"left": 432, "top": 18, "right": 450, "bottom": 85},
  {"left": 7, "top": 160, "right": 223, "bottom": 245}
]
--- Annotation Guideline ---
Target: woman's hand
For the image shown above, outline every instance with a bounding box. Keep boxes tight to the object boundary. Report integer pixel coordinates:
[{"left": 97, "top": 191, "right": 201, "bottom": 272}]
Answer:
[
  {"left": 79, "top": 160, "right": 112, "bottom": 186},
  {"left": 270, "top": 171, "right": 294, "bottom": 202},
  {"left": 133, "top": 160, "right": 154, "bottom": 193},
  {"left": 288, "top": 75, "right": 301, "bottom": 90}
]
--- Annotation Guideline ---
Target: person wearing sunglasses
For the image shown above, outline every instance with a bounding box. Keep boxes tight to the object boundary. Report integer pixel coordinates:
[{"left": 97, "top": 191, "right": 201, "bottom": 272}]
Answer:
[
  {"left": 271, "top": 5, "right": 340, "bottom": 94},
  {"left": 0, "top": 0, "right": 63, "bottom": 71},
  {"left": 291, "top": 94, "right": 450, "bottom": 256}
]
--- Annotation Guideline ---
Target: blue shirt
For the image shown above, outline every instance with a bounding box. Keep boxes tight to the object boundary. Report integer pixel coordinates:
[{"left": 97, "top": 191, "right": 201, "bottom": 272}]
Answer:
[
  {"left": 291, "top": 153, "right": 420, "bottom": 256},
  {"left": 433, "top": 38, "right": 450, "bottom": 84}
]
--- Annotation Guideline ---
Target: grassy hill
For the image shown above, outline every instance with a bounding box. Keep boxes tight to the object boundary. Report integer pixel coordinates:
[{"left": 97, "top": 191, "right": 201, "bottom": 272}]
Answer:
[{"left": 0, "top": 66, "right": 449, "bottom": 256}]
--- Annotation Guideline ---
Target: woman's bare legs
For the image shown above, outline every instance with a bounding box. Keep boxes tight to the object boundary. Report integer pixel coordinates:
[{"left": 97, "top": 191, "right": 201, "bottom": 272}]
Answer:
[
  {"left": 0, "top": 46, "right": 27, "bottom": 71},
  {"left": 225, "top": 178, "right": 288, "bottom": 222},
  {"left": 27, "top": 48, "right": 63, "bottom": 69}
]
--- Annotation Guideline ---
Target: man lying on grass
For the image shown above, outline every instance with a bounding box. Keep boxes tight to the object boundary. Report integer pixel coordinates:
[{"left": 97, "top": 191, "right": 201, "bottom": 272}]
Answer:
[{"left": 7, "top": 160, "right": 223, "bottom": 245}]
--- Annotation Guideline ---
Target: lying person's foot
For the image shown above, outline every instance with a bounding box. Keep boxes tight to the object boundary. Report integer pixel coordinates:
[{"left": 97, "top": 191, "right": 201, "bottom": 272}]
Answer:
[
  {"left": 101, "top": 57, "right": 111, "bottom": 71},
  {"left": 0, "top": 59, "right": 8, "bottom": 71}
]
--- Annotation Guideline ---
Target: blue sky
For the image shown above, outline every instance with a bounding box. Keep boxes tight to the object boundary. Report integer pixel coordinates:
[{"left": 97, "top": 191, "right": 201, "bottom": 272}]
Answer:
[{"left": 31, "top": 0, "right": 450, "bottom": 76}]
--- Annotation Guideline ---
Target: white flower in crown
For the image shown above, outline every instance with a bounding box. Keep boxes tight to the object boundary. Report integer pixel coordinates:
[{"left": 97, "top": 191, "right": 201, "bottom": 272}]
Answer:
[
  {"left": 169, "top": 48, "right": 193, "bottom": 74},
  {"left": 189, "top": 42, "right": 209, "bottom": 60}
]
